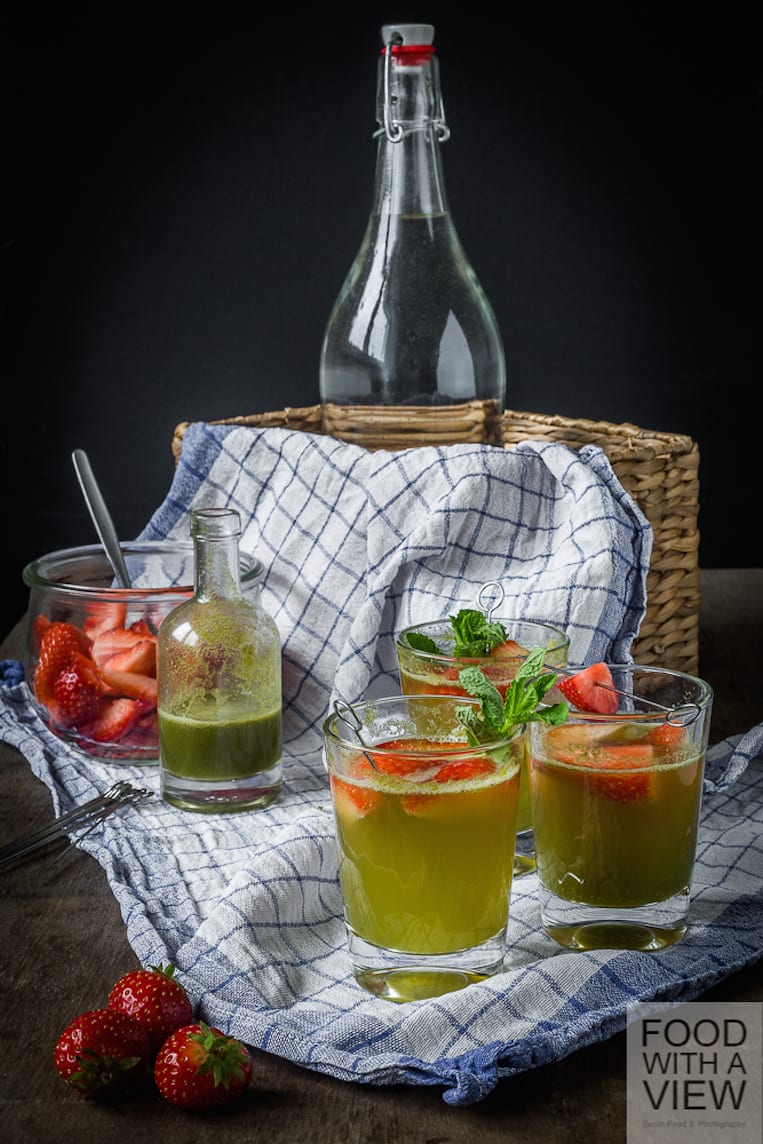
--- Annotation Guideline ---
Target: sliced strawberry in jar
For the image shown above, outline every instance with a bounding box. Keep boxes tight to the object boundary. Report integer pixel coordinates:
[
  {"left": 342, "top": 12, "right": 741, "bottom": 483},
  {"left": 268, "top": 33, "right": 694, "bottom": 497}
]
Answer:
[
  {"left": 129, "top": 617, "right": 158, "bottom": 638},
  {"left": 90, "top": 697, "right": 145, "bottom": 743},
  {"left": 83, "top": 603, "right": 128, "bottom": 641},
  {"left": 52, "top": 651, "right": 107, "bottom": 728},
  {"left": 33, "top": 621, "right": 93, "bottom": 705},
  {"left": 101, "top": 638, "right": 157, "bottom": 677},
  {"left": 33, "top": 613, "right": 52, "bottom": 644},
  {"left": 558, "top": 663, "right": 619, "bottom": 714},
  {"left": 92, "top": 626, "right": 156, "bottom": 667},
  {"left": 98, "top": 666, "right": 157, "bottom": 707}
]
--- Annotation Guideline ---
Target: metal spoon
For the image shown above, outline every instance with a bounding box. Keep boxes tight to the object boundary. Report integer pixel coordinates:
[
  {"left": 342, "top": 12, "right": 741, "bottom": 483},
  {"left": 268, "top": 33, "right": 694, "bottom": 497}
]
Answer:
[{"left": 72, "top": 449, "right": 133, "bottom": 589}]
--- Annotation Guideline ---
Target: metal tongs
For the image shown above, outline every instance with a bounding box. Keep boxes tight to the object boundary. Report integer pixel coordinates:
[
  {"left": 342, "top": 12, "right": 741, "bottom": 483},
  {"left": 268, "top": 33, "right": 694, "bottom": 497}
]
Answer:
[{"left": 0, "top": 780, "right": 152, "bottom": 871}]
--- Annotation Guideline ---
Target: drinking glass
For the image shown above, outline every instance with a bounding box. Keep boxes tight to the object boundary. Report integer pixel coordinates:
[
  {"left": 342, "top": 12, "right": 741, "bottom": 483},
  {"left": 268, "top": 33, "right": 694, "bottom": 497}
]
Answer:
[
  {"left": 323, "top": 695, "right": 525, "bottom": 1001},
  {"left": 529, "top": 665, "right": 713, "bottom": 951},
  {"left": 395, "top": 617, "right": 569, "bottom": 874}
]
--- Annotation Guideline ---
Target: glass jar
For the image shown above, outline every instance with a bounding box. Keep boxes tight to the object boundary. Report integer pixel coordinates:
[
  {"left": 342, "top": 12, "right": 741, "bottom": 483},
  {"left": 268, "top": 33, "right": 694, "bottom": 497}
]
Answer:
[{"left": 22, "top": 540, "right": 264, "bottom": 765}]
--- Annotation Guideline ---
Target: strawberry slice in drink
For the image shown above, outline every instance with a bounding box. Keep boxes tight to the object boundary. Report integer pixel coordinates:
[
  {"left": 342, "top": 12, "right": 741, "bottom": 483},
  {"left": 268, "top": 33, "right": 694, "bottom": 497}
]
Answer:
[
  {"left": 365, "top": 738, "right": 440, "bottom": 776},
  {"left": 486, "top": 638, "right": 528, "bottom": 662},
  {"left": 548, "top": 728, "right": 654, "bottom": 804},
  {"left": 582, "top": 743, "right": 654, "bottom": 803},
  {"left": 402, "top": 755, "right": 496, "bottom": 817},
  {"left": 647, "top": 721, "right": 686, "bottom": 750},
  {"left": 558, "top": 663, "right": 619, "bottom": 714},
  {"left": 330, "top": 773, "right": 382, "bottom": 820}
]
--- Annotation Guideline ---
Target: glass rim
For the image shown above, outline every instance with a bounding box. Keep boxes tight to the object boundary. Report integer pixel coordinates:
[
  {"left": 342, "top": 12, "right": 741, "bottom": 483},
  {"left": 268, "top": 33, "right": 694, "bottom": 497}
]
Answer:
[
  {"left": 395, "top": 616, "right": 570, "bottom": 661},
  {"left": 323, "top": 693, "right": 525, "bottom": 754},
  {"left": 22, "top": 540, "right": 264, "bottom": 598}
]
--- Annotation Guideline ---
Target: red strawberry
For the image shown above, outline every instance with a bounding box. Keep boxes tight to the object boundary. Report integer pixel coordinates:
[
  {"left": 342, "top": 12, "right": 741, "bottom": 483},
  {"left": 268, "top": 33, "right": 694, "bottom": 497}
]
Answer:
[
  {"left": 108, "top": 964, "right": 194, "bottom": 1053},
  {"left": 154, "top": 1022, "right": 253, "bottom": 1111},
  {"left": 558, "top": 663, "right": 619, "bottom": 714},
  {"left": 101, "top": 638, "right": 157, "bottom": 677},
  {"left": 130, "top": 617, "right": 158, "bottom": 638},
  {"left": 432, "top": 757, "right": 495, "bottom": 783},
  {"left": 52, "top": 652, "right": 106, "bottom": 728},
  {"left": 330, "top": 773, "right": 382, "bottom": 819},
  {"left": 486, "top": 638, "right": 528, "bottom": 661},
  {"left": 54, "top": 1007, "right": 151, "bottom": 1096},
  {"left": 92, "top": 626, "right": 153, "bottom": 667},
  {"left": 583, "top": 743, "right": 654, "bottom": 803},
  {"left": 33, "top": 621, "right": 92, "bottom": 704},
  {"left": 402, "top": 759, "right": 498, "bottom": 814},
  {"left": 83, "top": 602, "right": 128, "bottom": 641},
  {"left": 402, "top": 755, "right": 495, "bottom": 815},
  {"left": 97, "top": 666, "right": 158, "bottom": 707},
  {"left": 90, "top": 697, "right": 145, "bottom": 742},
  {"left": 33, "top": 613, "right": 52, "bottom": 643},
  {"left": 647, "top": 721, "right": 685, "bottom": 750},
  {"left": 369, "top": 738, "right": 445, "bottom": 776}
]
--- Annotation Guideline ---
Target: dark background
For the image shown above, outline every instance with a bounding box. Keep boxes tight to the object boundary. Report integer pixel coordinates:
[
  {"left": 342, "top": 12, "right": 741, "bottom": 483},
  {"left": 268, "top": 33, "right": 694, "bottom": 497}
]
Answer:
[{"left": 2, "top": 6, "right": 761, "bottom": 637}]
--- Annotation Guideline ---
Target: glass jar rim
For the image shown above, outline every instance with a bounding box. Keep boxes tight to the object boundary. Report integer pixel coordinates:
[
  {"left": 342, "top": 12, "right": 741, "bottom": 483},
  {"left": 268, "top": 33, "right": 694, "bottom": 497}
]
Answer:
[{"left": 22, "top": 540, "right": 264, "bottom": 598}]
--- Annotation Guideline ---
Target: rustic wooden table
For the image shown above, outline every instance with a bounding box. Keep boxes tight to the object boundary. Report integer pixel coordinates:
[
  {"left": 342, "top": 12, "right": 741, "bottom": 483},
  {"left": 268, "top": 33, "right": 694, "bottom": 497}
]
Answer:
[{"left": 1, "top": 569, "right": 761, "bottom": 1143}]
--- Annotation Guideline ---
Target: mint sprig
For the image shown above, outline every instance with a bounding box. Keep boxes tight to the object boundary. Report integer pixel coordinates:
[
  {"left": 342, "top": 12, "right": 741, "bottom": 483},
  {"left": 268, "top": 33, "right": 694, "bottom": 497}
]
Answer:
[
  {"left": 450, "top": 609, "right": 508, "bottom": 656},
  {"left": 405, "top": 608, "right": 509, "bottom": 657},
  {"left": 455, "top": 646, "right": 568, "bottom": 744}
]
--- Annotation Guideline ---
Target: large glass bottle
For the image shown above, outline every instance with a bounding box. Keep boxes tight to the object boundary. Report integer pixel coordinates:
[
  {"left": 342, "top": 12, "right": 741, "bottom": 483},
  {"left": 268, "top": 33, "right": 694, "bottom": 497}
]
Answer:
[
  {"left": 157, "top": 508, "right": 282, "bottom": 812},
  {"left": 319, "top": 23, "right": 506, "bottom": 445}
]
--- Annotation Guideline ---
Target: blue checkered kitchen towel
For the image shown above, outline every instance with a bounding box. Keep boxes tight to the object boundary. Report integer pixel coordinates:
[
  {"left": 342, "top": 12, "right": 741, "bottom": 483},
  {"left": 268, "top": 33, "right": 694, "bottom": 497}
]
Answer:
[{"left": 1, "top": 423, "right": 762, "bottom": 1107}]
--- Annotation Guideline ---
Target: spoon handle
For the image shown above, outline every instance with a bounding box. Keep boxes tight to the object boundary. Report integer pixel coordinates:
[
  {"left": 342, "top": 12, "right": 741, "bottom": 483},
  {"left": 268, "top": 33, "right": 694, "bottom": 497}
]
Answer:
[{"left": 72, "top": 449, "right": 133, "bottom": 589}]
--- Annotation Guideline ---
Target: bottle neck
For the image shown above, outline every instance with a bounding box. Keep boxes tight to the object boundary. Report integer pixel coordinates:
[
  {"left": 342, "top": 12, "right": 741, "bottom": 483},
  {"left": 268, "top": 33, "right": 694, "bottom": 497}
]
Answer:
[
  {"left": 191, "top": 509, "right": 243, "bottom": 602},
  {"left": 372, "top": 47, "right": 450, "bottom": 219}
]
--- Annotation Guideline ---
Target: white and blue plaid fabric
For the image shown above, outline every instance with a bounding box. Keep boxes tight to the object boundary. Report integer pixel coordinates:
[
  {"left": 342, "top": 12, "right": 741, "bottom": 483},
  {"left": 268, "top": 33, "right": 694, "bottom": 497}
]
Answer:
[{"left": 1, "top": 423, "right": 761, "bottom": 1106}]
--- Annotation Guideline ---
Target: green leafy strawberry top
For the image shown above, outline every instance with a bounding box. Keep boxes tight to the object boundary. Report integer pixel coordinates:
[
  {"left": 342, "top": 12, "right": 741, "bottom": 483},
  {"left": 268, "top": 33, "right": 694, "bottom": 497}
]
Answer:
[
  {"left": 455, "top": 646, "right": 568, "bottom": 745},
  {"left": 406, "top": 608, "right": 508, "bottom": 657}
]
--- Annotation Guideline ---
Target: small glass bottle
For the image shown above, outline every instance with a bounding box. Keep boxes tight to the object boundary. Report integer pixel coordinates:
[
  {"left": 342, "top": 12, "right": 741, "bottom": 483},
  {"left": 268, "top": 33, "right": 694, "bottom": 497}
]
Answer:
[
  {"left": 320, "top": 23, "right": 506, "bottom": 443},
  {"left": 157, "top": 508, "right": 282, "bottom": 812}
]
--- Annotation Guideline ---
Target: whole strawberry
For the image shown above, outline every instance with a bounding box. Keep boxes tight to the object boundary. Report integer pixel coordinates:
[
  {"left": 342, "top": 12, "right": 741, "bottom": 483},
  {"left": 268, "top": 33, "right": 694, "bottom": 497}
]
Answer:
[
  {"left": 154, "top": 1022, "right": 253, "bottom": 1110},
  {"left": 54, "top": 1008, "right": 151, "bottom": 1097},
  {"left": 107, "top": 963, "right": 194, "bottom": 1052}
]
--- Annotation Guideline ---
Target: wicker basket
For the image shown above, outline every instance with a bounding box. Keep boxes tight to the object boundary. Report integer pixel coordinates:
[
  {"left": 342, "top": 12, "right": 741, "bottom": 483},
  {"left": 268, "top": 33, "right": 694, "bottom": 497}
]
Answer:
[{"left": 172, "top": 401, "right": 700, "bottom": 674}]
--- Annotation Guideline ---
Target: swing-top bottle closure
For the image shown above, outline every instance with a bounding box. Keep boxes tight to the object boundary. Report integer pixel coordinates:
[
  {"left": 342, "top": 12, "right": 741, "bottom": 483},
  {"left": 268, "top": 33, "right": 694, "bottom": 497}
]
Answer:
[{"left": 378, "top": 23, "right": 450, "bottom": 145}]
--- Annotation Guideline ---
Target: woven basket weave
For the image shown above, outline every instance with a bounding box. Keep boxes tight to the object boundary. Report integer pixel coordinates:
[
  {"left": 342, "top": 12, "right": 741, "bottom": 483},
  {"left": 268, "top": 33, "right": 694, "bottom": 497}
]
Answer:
[{"left": 172, "top": 401, "right": 700, "bottom": 674}]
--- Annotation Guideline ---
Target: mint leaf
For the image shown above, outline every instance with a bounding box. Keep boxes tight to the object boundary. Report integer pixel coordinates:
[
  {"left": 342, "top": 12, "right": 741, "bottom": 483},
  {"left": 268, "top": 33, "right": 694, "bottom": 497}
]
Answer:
[
  {"left": 456, "top": 666, "right": 504, "bottom": 729},
  {"left": 455, "top": 646, "right": 569, "bottom": 743},
  {"left": 406, "top": 631, "right": 442, "bottom": 655},
  {"left": 450, "top": 609, "right": 508, "bottom": 657}
]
